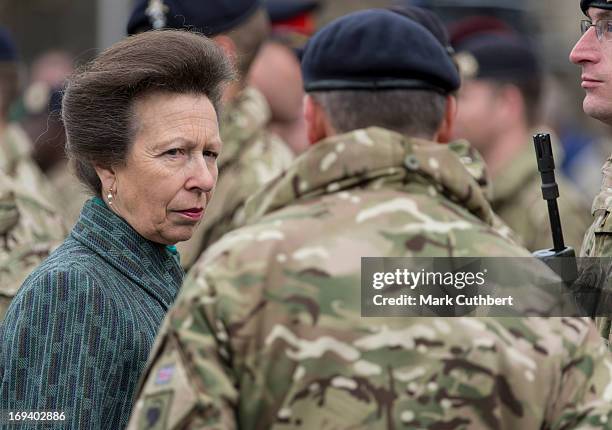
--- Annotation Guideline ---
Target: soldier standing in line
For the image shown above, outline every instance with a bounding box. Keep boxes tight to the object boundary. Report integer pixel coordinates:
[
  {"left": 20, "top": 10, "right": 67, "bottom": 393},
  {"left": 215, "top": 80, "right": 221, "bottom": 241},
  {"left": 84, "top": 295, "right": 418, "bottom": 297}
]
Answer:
[
  {"left": 571, "top": 0, "right": 612, "bottom": 343},
  {"left": 128, "top": 0, "right": 295, "bottom": 270},
  {"left": 0, "top": 27, "right": 56, "bottom": 204},
  {"left": 0, "top": 28, "right": 66, "bottom": 318},
  {"left": 128, "top": 10, "right": 612, "bottom": 430},
  {"left": 451, "top": 20, "right": 591, "bottom": 252},
  {"left": 248, "top": 0, "right": 320, "bottom": 155},
  {"left": 0, "top": 171, "right": 66, "bottom": 320}
]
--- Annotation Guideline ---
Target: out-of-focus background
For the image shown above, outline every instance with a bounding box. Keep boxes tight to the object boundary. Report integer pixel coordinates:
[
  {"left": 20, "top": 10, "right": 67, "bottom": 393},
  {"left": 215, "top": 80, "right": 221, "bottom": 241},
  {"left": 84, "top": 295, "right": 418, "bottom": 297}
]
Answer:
[
  {"left": 0, "top": 0, "right": 586, "bottom": 80},
  {"left": 0, "top": 0, "right": 608, "bottom": 204}
]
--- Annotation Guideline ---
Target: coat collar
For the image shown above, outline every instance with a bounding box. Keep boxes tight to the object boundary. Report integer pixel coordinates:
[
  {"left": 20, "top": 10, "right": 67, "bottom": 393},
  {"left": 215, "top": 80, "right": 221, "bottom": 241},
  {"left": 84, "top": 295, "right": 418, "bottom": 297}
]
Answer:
[{"left": 70, "top": 198, "right": 183, "bottom": 310}]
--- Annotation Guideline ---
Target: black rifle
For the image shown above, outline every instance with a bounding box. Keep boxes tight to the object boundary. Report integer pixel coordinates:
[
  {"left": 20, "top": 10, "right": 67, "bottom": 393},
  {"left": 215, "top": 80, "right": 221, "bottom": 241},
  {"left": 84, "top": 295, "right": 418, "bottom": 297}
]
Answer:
[
  {"left": 531, "top": 134, "right": 608, "bottom": 318},
  {"left": 532, "top": 134, "right": 578, "bottom": 283}
]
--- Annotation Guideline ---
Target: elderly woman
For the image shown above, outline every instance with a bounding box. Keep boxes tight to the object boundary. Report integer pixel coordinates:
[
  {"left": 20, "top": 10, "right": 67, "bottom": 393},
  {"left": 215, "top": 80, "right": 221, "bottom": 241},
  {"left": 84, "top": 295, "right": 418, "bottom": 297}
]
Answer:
[{"left": 0, "top": 30, "right": 233, "bottom": 429}]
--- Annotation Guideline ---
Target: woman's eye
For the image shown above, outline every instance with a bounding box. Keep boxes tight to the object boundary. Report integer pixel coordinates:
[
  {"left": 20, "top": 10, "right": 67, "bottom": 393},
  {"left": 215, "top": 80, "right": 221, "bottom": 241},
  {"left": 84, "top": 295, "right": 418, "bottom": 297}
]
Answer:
[
  {"left": 204, "top": 150, "right": 219, "bottom": 159},
  {"left": 164, "top": 148, "right": 184, "bottom": 157}
]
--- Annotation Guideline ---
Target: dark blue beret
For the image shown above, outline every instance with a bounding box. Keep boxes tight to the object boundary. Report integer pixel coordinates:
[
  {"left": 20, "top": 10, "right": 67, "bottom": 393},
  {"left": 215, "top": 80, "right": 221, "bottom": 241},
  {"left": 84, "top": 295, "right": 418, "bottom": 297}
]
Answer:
[
  {"left": 453, "top": 32, "right": 540, "bottom": 82},
  {"left": 301, "top": 9, "right": 460, "bottom": 94},
  {"left": 266, "top": 0, "right": 319, "bottom": 23},
  {"left": 127, "top": 0, "right": 262, "bottom": 36},
  {"left": 0, "top": 27, "right": 17, "bottom": 62},
  {"left": 388, "top": 4, "right": 454, "bottom": 55},
  {"left": 581, "top": 0, "right": 612, "bottom": 15}
]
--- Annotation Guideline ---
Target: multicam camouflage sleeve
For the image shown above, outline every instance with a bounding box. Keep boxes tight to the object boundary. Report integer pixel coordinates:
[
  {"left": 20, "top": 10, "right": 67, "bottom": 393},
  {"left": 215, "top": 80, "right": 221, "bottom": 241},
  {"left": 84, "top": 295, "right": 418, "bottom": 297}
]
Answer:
[
  {"left": 0, "top": 172, "right": 66, "bottom": 319},
  {"left": 581, "top": 156, "right": 612, "bottom": 345},
  {"left": 547, "top": 321, "right": 612, "bottom": 429}
]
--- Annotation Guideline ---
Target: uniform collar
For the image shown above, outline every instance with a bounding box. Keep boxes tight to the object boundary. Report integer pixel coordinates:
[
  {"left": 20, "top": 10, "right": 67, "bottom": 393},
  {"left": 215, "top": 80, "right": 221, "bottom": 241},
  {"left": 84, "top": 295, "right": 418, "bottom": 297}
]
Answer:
[
  {"left": 447, "top": 139, "right": 493, "bottom": 201},
  {"left": 491, "top": 144, "right": 538, "bottom": 205},
  {"left": 244, "top": 127, "right": 494, "bottom": 226},
  {"left": 71, "top": 198, "right": 183, "bottom": 310}
]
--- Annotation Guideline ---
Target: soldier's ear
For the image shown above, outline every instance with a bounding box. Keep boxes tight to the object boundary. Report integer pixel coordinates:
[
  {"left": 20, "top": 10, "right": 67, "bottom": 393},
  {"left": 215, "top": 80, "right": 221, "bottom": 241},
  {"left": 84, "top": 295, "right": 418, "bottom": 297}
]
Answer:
[
  {"left": 213, "top": 35, "right": 238, "bottom": 69},
  {"left": 435, "top": 95, "right": 457, "bottom": 143},
  {"left": 304, "top": 94, "right": 332, "bottom": 145}
]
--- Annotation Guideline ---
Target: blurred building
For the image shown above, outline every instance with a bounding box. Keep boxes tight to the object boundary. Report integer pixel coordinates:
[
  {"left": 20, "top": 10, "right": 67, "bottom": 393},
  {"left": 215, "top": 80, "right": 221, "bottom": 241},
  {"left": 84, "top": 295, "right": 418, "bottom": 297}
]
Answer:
[
  {"left": 0, "top": 0, "right": 135, "bottom": 65},
  {"left": 0, "top": 0, "right": 608, "bottom": 197}
]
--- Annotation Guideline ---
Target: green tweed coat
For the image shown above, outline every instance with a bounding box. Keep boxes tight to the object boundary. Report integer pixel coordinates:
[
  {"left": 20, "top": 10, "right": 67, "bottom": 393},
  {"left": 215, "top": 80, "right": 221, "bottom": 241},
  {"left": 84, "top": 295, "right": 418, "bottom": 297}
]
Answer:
[{"left": 0, "top": 198, "right": 183, "bottom": 429}]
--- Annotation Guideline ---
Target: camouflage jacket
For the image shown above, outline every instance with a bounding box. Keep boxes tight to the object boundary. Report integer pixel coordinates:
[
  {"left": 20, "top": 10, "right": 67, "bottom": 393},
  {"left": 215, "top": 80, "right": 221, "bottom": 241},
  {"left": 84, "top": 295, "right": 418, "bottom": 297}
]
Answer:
[
  {"left": 128, "top": 128, "right": 611, "bottom": 430},
  {"left": 0, "top": 123, "right": 56, "bottom": 205},
  {"left": 177, "top": 87, "right": 294, "bottom": 269},
  {"left": 0, "top": 171, "right": 66, "bottom": 320},
  {"left": 47, "top": 161, "right": 90, "bottom": 227},
  {"left": 492, "top": 143, "right": 591, "bottom": 252},
  {"left": 581, "top": 153, "right": 612, "bottom": 343},
  {"left": 582, "top": 153, "right": 612, "bottom": 258}
]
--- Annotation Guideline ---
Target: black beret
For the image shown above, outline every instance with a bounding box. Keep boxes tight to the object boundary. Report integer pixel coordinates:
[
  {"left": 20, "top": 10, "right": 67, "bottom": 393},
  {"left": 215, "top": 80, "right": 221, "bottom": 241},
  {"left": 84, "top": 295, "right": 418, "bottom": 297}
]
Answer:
[
  {"left": 388, "top": 4, "right": 454, "bottom": 55},
  {"left": 266, "top": 0, "right": 319, "bottom": 23},
  {"left": 0, "top": 27, "right": 17, "bottom": 62},
  {"left": 581, "top": 0, "right": 612, "bottom": 15},
  {"left": 453, "top": 32, "right": 540, "bottom": 82},
  {"left": 301, "top": 9, "right": 460, "bottom": 94},
  {"left": 127, "top": 0, "right": 262, "bottom": 36}
]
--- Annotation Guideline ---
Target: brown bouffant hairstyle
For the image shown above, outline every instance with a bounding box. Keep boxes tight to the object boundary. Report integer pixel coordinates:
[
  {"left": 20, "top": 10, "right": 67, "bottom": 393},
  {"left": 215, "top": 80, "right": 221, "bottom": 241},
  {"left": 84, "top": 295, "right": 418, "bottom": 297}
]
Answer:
[{"left": 62, "top": 29, "right": 235, "bottom": 196}]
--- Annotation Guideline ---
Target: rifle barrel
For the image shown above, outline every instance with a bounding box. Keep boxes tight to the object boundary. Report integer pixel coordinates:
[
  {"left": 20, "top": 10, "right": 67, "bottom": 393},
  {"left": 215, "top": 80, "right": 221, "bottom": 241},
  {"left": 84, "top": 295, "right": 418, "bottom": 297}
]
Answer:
[{"left": 533, "top": 133, "right": 566, "bottom": 252}]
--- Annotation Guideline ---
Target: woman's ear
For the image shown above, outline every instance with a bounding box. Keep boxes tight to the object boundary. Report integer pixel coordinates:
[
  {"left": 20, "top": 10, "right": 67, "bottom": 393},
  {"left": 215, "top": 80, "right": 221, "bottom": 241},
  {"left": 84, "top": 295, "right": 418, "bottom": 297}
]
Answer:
[{"left": 94, "top": 164, "right": 117, "bottom": 199}]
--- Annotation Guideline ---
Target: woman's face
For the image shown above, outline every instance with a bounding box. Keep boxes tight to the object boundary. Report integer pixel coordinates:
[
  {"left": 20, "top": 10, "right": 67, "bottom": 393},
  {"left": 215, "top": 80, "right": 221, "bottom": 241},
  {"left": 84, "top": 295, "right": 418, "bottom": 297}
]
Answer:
[{"left": 108, "top": 92, "right": 221, "bottom": 245}]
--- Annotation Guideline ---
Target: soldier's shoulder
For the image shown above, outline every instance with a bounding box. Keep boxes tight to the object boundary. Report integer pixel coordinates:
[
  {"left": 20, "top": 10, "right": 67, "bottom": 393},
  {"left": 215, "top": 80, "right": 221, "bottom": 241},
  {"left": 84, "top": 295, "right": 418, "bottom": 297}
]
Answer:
[
  {"left": 1, "top": 123, "right": 33, "bottom": 158},
  {"left": 197, "top": 186, "right": 529, "bottom": 279},
  {"left": 238, "top": 128, "right": 294, "bottom": 170}
]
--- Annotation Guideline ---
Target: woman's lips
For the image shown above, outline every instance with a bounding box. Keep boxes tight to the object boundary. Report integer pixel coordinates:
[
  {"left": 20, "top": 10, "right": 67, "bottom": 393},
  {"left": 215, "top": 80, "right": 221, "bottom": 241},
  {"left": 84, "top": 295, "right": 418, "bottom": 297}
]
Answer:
[{"left": 176, "top": 208, "right": 204, "bottom": 220}]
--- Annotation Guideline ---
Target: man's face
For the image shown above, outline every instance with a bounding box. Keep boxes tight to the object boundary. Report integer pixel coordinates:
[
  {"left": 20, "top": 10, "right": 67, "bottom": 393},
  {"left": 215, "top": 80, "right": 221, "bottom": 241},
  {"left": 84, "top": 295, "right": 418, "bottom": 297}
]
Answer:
[
  {"left": 570, "top": 7, "right": 612, "bottom": 124},
  {"left": 452, "top": 79, "right": 503, "bottom": 153}
]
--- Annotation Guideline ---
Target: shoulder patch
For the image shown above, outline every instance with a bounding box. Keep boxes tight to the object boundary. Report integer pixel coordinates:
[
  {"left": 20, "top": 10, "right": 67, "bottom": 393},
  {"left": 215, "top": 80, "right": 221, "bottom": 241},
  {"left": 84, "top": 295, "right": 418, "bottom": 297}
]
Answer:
[{"left": 139, "top": 391, "right": 173, "bottom": 430}]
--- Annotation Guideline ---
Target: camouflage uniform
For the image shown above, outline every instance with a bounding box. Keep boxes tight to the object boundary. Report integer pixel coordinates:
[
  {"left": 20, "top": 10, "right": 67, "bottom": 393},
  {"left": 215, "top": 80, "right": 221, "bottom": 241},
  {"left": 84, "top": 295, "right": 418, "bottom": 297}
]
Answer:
[
  {"left": 447, "top": 140, "right": 519, "bottom": 244},
  {"left": 582, "top": 154, "right": 612, "bottom": 343},
  {"left": 582, "top": 154, "right": 612, "bottom": 257},
  {"left": 47, "top": 161, "right": 90, "bottom": 227},
  {"left": 492, "top": 142, "right": 591, "bottom": 252},
  {"left": 0, "top": 123, "right": 55, "bottom": 204},
  {"left": 177, "top": 87, "right": 294, "bottom": 269},
  {"left": 0, "top": 171, "right": 66, "bottom": 320},
  {"left": 128, "top": 128, "right": 612, "bottom": 430}
]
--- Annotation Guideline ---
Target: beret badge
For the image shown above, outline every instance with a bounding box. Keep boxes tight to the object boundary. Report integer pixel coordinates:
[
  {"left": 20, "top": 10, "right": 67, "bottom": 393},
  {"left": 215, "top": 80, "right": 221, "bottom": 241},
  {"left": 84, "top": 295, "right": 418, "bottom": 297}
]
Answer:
[{"left": 146, "top": 0, "right": 169, "bottom": 30}]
